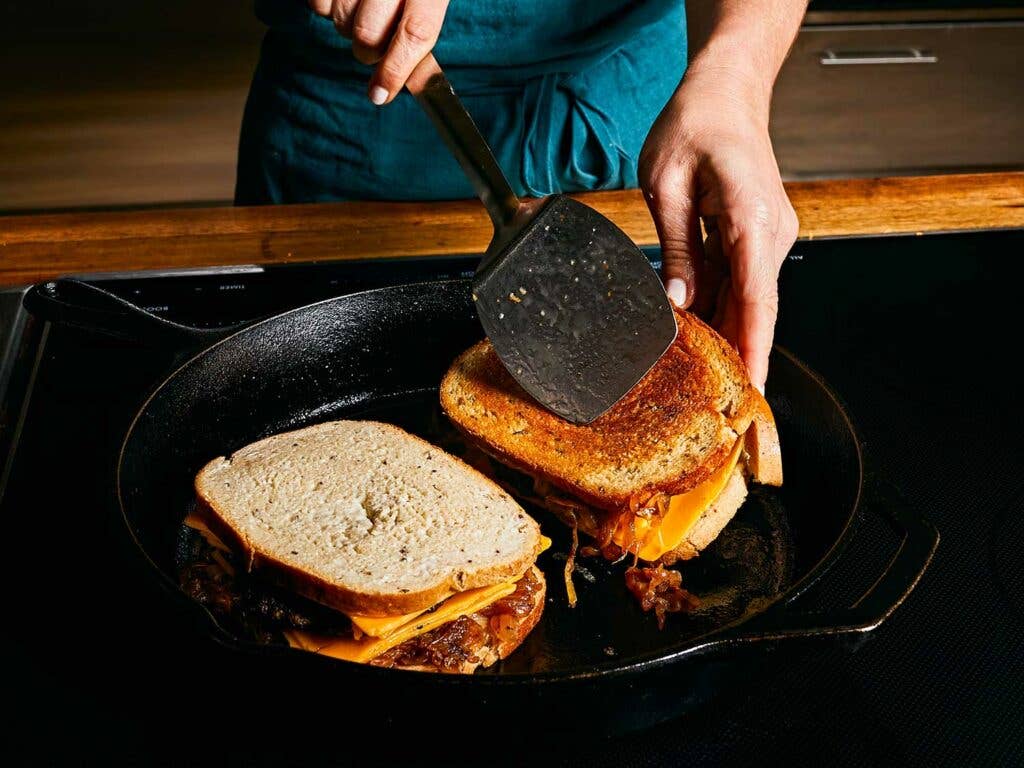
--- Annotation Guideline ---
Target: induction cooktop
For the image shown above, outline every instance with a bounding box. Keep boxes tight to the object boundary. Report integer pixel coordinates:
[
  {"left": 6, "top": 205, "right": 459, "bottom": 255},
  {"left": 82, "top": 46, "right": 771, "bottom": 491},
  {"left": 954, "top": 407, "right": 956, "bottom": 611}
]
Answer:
[{"left": 2, "top": 229, "right": 1022, "bottom": 766}]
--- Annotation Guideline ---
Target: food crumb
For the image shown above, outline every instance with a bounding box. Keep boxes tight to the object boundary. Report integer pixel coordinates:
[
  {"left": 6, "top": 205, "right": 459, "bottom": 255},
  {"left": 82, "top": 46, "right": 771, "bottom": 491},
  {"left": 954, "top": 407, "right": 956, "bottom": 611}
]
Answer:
[
  {"left": 603, "top": 646, "right": 617, "bottom": 657},
  {"left": 509, "top": 293, "right": 522, "bottom": 303}
]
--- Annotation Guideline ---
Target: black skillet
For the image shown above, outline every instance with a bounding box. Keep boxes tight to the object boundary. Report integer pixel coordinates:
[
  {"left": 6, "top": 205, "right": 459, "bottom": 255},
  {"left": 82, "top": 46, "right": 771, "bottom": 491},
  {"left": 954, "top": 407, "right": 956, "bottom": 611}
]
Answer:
[{"left": 25, "top": 278, "right": 937, "bottom": 739}]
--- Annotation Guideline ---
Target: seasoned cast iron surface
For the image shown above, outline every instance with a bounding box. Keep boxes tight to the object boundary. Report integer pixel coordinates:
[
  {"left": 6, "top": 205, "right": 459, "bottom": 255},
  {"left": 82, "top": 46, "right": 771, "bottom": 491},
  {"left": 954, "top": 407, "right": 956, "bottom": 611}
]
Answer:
[{"left": 118, "top": 281, "right": 858, "bottom": 676}]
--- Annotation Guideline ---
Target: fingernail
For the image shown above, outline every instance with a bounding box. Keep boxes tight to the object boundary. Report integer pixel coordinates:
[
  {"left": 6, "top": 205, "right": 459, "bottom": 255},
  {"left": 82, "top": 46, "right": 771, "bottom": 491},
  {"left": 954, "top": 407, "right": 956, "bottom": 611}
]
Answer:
[
  {"left": 755, "top": 382, "right": 766, "bottom": 395},
  {"left": 666, "top": 278, "right": 687, "bottom": 308},
  {"left": 369, "top": 86, "right": 389, "bottom": 105}
]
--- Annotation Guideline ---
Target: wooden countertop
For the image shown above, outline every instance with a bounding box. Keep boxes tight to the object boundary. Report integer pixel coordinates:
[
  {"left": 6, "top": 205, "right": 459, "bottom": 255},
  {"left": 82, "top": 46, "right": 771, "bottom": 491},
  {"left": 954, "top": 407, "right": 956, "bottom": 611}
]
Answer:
[{"left": 1, "top": 171, "right": 1022, "bottom": 286}]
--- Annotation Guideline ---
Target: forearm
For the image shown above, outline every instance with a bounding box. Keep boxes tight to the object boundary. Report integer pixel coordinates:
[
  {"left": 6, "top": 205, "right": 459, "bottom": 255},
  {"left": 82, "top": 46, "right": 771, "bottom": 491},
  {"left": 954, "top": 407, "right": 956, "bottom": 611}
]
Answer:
[{"left": 684, "top": 1, "right": 807, "bottom": 113}]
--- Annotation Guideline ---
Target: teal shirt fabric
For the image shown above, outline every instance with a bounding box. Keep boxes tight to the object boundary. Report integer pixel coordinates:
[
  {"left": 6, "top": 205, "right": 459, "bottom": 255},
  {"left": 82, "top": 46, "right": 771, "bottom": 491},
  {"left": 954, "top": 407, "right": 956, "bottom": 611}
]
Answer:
[{"left": 236, "top": 1, "right": 686, "bottom": 204}]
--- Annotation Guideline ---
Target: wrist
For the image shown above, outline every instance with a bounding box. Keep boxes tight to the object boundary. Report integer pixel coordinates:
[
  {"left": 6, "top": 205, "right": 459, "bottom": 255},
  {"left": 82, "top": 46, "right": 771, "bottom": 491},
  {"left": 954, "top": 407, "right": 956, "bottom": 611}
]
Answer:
[
  {"left": 683, "top": 4, "right": 805, "bottom": 113},
  {"left": 681, "top": 48, "right": 774, "bottom": 121}
]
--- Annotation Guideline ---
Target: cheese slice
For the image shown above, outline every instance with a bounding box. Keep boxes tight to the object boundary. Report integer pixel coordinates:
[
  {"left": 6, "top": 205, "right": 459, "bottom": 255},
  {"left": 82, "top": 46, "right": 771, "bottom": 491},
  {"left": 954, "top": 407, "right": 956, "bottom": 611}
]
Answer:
[
  {"left": 614, "top": 438, "right": 745, "bottom": 562},
  {"left": 286, "top": 579, "right": 517, "bottom": 663},
  {"left": 287, "top": 535, "right": 551, "bottom": 663},
  {"left": 347, "top": 535, "right": 550, "bottom": 639},
  {"left": 186, "top": 507, "right": 550, "bottom": 663},
  {"left": 183, "top": 513, "right": 231, "bottom": 553},
  {"left": 349, "top": 606, "right": 432, "bottom": 640}
]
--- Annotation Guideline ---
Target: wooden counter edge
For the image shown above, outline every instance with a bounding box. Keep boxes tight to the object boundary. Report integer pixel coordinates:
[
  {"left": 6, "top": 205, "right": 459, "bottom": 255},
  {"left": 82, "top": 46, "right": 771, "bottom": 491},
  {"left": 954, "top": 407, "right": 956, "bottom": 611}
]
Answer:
[{"left": 1, "top": 171, "right": 1021, "bottom": 287}]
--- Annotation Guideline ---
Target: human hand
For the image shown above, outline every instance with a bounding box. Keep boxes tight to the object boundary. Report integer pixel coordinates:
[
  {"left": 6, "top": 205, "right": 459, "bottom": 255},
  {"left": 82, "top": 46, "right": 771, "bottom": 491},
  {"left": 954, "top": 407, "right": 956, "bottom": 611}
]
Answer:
[
  {"left": 309, "top": 0, "right": 450, "bottom": 105},
  {"left": 638, "top": 64, "right": 798, "bottom": 391}
]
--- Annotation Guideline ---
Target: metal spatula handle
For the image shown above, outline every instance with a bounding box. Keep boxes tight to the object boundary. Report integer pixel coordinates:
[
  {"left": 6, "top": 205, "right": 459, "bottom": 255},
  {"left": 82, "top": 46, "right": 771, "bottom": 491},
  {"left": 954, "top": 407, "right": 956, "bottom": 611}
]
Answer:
[{"left": 406, "top": 54, "right": 520, "bottom": 230}]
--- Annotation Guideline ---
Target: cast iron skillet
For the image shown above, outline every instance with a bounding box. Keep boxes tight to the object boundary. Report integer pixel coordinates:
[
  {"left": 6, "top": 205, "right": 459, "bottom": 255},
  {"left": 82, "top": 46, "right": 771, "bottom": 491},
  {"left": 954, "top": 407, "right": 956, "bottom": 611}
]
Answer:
[{"left": 25, "top": 278, "right": 938, "bottom": 738}]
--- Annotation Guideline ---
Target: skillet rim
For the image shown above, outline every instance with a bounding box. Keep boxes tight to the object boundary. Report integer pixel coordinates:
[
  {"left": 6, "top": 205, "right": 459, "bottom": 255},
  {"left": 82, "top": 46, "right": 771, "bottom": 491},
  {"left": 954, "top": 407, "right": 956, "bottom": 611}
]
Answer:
[{"left": 115, "top": 279, "right": 864, "bottom": 686}]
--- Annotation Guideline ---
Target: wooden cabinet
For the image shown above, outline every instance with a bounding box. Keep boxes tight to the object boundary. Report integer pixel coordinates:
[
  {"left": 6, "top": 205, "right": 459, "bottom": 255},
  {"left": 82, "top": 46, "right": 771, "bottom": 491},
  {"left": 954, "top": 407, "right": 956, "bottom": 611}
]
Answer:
[{"left": 771, "top": 20, "right": 1024, "bottom": 178}]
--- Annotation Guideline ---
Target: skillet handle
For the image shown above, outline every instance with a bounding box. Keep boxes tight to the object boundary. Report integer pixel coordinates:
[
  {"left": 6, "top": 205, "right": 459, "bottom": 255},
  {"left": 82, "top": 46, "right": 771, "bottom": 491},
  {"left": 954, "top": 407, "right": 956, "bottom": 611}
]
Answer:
[
  {"left": 736, "top": 482, "right": 938, "bottom": 641},
  {"left": 23, "top": 279, "right": 242, "bottom": 347}
]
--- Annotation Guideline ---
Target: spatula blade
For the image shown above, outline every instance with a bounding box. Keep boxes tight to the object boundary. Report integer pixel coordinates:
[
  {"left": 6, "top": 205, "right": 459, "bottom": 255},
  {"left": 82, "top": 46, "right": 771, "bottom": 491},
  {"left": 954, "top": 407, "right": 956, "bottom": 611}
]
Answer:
[{"left": 472, "top": 195, "right": 677, "bottom": 424}]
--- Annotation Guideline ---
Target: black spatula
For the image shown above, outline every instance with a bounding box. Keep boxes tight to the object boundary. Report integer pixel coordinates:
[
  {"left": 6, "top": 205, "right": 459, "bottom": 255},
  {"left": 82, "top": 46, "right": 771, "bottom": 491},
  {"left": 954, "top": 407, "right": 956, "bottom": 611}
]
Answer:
[{"left": 406, "top": 55, "right": 677, "bottom": 424}]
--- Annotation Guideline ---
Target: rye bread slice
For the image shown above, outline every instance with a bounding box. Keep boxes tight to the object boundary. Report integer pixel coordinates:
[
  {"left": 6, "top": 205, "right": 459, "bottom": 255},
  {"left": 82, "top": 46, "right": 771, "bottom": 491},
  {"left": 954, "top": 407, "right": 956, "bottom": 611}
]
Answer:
[
  {"left": 194, "top": 420, "right": 544, "bottom": 617},
  {"left": 440, "top": 311, "right": 759, "bottom": 511}
]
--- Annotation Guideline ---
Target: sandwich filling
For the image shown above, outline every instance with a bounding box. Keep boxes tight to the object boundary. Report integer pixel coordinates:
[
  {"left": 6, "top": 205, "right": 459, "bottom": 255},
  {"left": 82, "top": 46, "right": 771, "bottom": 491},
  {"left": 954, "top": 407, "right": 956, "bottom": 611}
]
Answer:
[
  {"left": 183, "top": 512, "right": 548, "bottom": 669},
  {"left": 531, "top": 436, "right": 746, "bottom": 565},
  {"left": 610, "top": 436, "right": 745, "bottom": 562},
  {"left": 285, "top": 565, "right": 546, "bottom": 668},
  {"left": 285, "top": 577, "right": 519, "bottom": 663}
]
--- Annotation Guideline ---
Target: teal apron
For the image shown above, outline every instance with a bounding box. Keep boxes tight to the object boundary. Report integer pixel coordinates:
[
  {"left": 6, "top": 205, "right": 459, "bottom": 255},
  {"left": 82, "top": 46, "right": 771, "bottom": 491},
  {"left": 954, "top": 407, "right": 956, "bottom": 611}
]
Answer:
[{"left": 236, "top": 0, "right": 686, "bottom": 204}]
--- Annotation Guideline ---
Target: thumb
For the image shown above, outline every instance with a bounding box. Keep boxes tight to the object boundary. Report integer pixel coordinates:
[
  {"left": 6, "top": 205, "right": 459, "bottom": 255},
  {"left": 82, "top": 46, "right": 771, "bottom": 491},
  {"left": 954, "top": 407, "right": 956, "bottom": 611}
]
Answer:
[{"left": 644, "top": 186, "right": 703, "bottom": 311}]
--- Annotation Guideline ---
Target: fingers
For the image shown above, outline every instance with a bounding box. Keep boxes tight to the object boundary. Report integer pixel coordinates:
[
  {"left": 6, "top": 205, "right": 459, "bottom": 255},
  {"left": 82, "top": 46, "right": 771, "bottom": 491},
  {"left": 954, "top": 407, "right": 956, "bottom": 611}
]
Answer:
[
  {"left": 324, "top": 0, "right": 360, "bottom": 36},
  {"left": 718, "top": 191, "right": 797, "bottom": 391},
  {"left": 640, "top": 163, "right": 703, "bottom": 310},
  {"left": 369, "top": 0, "right": 448, "bottom": 104},
  {"left": 350, "top": 0, "right": 404, "bottom": 66},
  {"left": 322, "top": 0, "right": 448, "bottom": 106}
]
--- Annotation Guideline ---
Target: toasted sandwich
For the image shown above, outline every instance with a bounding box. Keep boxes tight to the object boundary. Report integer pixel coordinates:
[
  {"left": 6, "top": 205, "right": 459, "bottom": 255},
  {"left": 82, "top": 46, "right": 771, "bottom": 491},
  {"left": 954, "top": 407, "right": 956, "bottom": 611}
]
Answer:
[
  {"left": 440, "top": 310, "right": 782, "bottom": 572},
  {"left": 185, "top": 420, "right": 547, "bottom": 674}
]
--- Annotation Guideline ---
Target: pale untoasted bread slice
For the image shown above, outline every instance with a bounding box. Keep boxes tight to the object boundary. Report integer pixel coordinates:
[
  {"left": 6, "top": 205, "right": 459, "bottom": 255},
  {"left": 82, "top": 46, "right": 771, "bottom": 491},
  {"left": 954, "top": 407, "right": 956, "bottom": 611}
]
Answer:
[
  {"left": 441, "top": 311, "right": 760, "bottom": 510},
  {"left": 194, "top": 420, "right": 544, "bottom": 617}
]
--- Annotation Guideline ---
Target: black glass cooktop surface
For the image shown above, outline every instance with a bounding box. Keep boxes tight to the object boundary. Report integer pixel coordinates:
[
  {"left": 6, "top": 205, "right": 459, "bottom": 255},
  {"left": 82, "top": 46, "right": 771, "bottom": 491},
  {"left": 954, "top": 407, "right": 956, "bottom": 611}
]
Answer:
[{"left": 2, "top": 229, "right": 1022, "bottom": 766}]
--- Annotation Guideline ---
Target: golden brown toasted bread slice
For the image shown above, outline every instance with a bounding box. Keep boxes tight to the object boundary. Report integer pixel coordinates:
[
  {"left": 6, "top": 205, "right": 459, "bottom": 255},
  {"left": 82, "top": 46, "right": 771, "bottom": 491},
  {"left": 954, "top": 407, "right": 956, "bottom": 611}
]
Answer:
[{"left": 441, "top": 311, "right": 760, "bottom": 511}]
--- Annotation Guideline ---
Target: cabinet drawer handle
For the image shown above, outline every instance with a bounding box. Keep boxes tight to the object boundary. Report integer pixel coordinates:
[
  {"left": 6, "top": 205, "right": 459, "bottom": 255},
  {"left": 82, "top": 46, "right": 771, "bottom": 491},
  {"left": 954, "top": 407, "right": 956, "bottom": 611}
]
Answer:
[{"left": 819, "top": 48, "right": 938, "bottom": 66}]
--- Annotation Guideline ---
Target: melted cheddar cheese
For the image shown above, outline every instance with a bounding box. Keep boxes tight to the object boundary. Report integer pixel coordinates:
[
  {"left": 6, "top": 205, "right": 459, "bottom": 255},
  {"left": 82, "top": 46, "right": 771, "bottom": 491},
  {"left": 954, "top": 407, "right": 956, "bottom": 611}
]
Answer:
[
  {"left": 185, "top": 509, "right": 550, "bottom": 664},
  {"left": 285, "top": 579, "right": 518, "bottom": 663},
  {"left": 613, "top": 438, "right": 744, "bottom": 562},
  {"left": 288, "top": 536, "right": 549, "bottom": 662}
]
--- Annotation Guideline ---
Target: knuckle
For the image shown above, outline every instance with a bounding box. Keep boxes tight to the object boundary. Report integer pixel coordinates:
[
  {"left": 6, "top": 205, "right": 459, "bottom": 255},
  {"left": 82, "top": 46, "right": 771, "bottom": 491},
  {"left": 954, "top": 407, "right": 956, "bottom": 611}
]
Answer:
[
  {"left": 330, "top": 0, "right": 355, "bottom": 28},
  {"left": 400, "top": 13, "right": 438, "bottom": 47},
  {"left": 376, "top": 58, "right": 408, "bottom": 88},
  {"left": 351, "top": 22, "right": 384, "bottom": 49},
  {"left": 648, "top": 165, "right": 692, "bottom": 202},
  {"left": 781, "top": 206, "right": 799, "bottom": 244},
  {"left": 660, "top": 235, "right": 697, "bottom": 259}
]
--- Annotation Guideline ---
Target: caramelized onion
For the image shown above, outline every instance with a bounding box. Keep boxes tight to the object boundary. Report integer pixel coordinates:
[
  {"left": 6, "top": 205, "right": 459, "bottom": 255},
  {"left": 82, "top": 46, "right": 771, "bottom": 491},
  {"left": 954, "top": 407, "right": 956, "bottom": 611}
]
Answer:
[
  {"left": 564, "top": 511, "right": 579, "bottom": 608},
  {"left": 624, "top": 564, "right": 700, "bottom": 629},
  {"left": 488, "top": 613, "right": 519, "bottom": 645}
]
